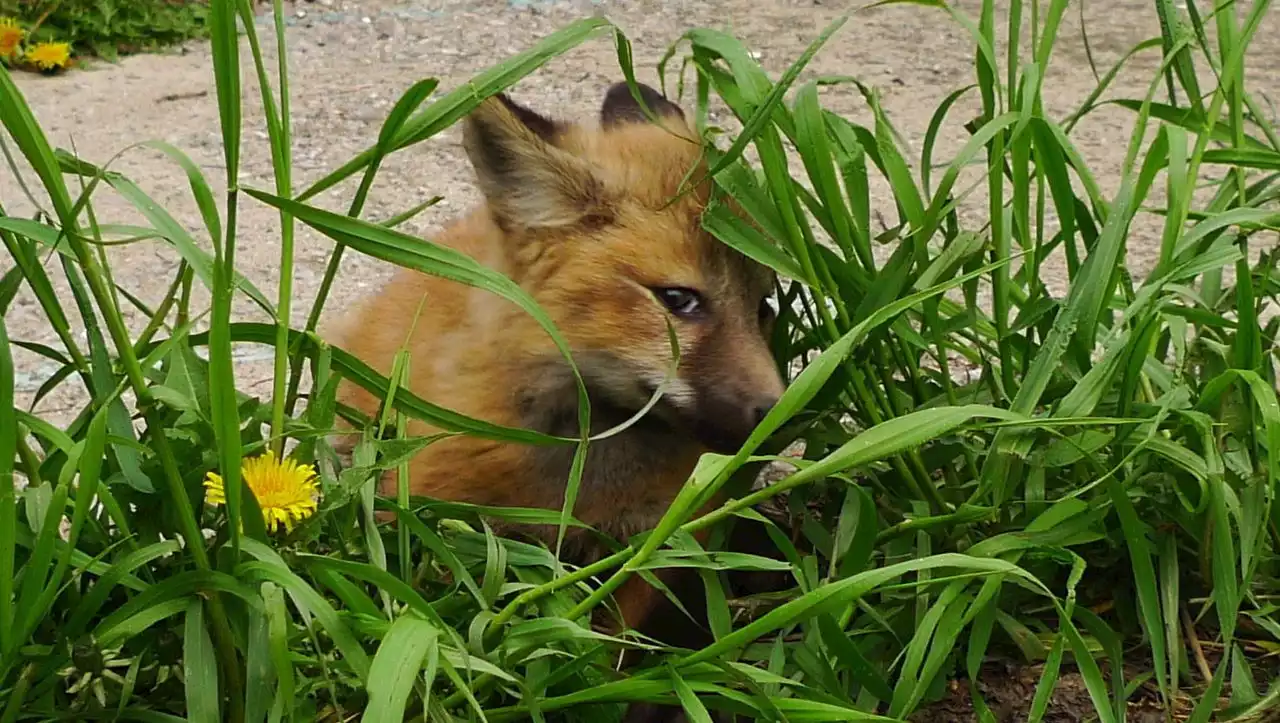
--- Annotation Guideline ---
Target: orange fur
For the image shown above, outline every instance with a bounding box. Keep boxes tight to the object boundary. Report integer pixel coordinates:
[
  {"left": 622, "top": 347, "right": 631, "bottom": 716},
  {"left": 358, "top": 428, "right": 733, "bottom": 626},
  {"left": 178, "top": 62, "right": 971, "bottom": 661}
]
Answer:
[{"left": 327, "top": 82, "right": 785, "bottom": 636}]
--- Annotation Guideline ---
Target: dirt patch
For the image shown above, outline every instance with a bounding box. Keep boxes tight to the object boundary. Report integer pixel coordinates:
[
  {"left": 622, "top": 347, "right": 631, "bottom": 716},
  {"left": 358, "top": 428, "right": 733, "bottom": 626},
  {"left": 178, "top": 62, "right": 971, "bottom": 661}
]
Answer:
[{"left": 912, "top": 661, "right": 1171, "bottom": 723}]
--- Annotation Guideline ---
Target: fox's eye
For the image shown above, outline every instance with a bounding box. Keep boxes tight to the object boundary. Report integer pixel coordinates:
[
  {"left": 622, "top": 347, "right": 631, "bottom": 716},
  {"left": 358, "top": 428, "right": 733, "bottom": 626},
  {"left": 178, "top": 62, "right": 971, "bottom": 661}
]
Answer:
[
  {"left": 653, "top": 287, "right": 704, "bottom": 317},
  {"left": 758, "top": 297, "right": 777, "bottom": 325}
]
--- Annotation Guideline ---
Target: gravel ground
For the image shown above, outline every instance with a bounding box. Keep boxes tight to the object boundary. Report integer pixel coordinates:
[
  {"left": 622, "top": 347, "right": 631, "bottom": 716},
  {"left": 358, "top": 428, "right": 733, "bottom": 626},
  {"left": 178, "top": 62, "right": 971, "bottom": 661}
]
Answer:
[{"left": 2, "top": 0, "right": 1278, "bottom": 423}]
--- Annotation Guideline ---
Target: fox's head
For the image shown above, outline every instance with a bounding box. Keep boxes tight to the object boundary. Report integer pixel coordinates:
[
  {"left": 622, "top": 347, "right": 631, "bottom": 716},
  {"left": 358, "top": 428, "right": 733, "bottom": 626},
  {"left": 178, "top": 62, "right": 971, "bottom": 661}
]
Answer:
[{"left": 463, "top": 81, "right": 786, "bottom": 453}]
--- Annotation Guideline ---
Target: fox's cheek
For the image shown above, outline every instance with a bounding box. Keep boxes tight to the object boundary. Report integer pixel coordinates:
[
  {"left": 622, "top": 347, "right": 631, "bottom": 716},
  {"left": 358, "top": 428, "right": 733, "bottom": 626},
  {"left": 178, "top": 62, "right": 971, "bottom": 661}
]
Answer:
[{"left": 639, "top": 374, "right": 697, "bottom": 412}]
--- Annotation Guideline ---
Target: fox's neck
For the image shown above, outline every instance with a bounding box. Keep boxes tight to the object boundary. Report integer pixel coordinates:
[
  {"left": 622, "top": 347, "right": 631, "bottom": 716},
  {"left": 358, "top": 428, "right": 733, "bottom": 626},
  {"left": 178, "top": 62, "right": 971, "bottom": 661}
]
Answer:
[
  {"left": 509, "top": 358, "right": 704, "bottom": 540},
  {"left": 513, "top": 357, "right": 690, "bottom": 453}
]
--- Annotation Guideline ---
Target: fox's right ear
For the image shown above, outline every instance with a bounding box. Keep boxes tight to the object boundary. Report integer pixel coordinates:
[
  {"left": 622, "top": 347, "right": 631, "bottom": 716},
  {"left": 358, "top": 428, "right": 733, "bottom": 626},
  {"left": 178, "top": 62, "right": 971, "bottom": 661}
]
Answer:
[
  {"left": 463, "top": 94, "right": 609, "bottom": 231},
  {"left": 600, "top": 81, "right": 686, "bottom": 128}
]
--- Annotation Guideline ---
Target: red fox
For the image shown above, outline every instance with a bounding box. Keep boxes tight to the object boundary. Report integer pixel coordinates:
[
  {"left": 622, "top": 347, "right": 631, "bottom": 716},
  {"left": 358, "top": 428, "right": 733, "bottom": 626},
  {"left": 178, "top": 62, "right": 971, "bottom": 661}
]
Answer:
[{"left": 329, "top": 81, "right": 786, "bottom": 641}]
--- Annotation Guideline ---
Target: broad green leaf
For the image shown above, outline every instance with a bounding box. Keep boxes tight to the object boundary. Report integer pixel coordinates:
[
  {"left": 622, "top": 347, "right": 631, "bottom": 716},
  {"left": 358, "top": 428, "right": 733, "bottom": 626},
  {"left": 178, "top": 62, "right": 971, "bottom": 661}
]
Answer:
[
  {"left": 184, "top": 599, "right": 220, "bottom": 723},
  {"left": 363, "top": 614, "right": 440, "bottom": 723}
]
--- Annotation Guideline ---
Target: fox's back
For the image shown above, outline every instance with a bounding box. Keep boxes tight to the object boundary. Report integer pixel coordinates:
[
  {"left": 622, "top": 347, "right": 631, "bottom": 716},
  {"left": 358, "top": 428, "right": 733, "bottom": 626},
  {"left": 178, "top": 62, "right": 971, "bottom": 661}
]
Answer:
[{"left": 333, "top": 210, "right": 522, "bottom": 428}]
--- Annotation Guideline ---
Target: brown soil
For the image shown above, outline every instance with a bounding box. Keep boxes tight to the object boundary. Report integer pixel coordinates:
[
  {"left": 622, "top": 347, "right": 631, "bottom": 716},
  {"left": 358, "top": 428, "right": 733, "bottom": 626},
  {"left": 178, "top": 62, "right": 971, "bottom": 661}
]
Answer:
[{"left": 912, "top": 660, "right": 1171, "bottom": 723}]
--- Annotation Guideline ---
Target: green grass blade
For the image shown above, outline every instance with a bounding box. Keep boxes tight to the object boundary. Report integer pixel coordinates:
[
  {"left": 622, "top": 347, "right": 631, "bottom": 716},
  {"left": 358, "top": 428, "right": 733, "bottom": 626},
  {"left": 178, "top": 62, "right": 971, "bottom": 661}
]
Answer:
[
  {"left": 208, "top": 0, "right": 241, "bottom": 176},
  {"left": 243, "top": 593, "right": 275, "bottom": 723},
  {"left": 184, "top": 599, "right": 222, "bottom": 723},
  {"left": 1107, "top": 478, "right": 1168, "bottom": 698},
  {"left": 239, "top": 539, "right": 372, "bottom": 679},
  {"left": 0, "top": 314, "right": 14, "bottom": 653},
  {"left": 263, "top": 582, "right": 295, "bottom": 721},
  {"left": 362, "top": 614, "right": 440, "bottom": 723},
  {"left": 0, "top": 68, "right": 74, "bottom": 219}
]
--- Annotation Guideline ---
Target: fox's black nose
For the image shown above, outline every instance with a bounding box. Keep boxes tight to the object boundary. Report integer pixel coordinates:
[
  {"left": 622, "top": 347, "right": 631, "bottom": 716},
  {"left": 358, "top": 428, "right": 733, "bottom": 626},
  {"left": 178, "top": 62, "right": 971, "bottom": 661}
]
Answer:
[{"left": 752, "top": 398, "right": 778, "bottom": 426}]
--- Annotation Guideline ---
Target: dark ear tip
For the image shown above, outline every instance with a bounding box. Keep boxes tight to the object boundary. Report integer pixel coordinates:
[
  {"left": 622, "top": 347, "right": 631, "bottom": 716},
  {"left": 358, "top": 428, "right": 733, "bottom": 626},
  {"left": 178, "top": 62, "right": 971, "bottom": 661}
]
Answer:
[
  {"left": 601, "top": 81, "right": 685, "bottom": 127},
  {"left": 493, "top": 91, "right": 523, "bottom": 115},
  {"left": 481, "top": 91, "right": 561, "bottom": 142},
  {"left": 603, "top": 80, "right": 659, "bottom": 102}
]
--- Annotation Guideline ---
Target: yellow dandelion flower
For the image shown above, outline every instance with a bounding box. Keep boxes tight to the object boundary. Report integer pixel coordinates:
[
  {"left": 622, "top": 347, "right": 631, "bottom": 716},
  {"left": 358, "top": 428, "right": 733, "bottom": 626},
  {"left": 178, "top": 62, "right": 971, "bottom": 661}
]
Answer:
[
  {"left": 204, "top": 450, "right": 319, "bottom": 534},
  {"left": 0, "top": 18, "right": 23, "bottom": 58},
  {"left": 25, "top": 41, "right": 70, "bottom": 71}
]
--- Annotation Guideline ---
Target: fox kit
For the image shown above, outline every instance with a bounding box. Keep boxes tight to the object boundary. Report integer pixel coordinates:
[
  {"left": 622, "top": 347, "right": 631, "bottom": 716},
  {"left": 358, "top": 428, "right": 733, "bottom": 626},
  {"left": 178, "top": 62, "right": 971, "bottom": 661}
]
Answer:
[{"left": 329, "top": 81, "right": 786, "bottom": 638}]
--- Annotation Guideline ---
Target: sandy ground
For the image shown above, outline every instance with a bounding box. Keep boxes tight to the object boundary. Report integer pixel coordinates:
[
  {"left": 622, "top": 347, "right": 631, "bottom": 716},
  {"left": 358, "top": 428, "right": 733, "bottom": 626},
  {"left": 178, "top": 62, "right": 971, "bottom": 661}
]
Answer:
[{"left": 2, "top": 0, "right": 1279, "bottom": 426}]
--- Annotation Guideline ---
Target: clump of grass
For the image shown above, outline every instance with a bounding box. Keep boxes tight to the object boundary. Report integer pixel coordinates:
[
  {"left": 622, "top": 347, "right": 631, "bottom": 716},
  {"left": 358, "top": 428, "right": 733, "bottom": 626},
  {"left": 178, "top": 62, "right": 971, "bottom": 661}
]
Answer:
[
  {"left": 1, "top": 0, "right": 1279, "bottom": 720},
  {"left": 0, "top": 0, "right": 209, "bottom": 71}
]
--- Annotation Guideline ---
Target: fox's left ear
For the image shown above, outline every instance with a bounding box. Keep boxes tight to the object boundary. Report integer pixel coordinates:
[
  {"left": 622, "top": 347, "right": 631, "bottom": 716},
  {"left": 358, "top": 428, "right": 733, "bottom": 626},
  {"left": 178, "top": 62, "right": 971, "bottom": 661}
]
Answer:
[{"left": 463, "top": 93, "right": 608, "bottom": 230}]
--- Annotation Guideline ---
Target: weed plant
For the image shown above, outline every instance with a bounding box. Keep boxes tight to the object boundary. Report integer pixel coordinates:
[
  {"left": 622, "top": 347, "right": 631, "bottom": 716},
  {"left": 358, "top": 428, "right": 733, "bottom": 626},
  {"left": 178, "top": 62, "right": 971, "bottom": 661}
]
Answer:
[{"left": 0, "top": 0, "right": 208, "bottom": 62}]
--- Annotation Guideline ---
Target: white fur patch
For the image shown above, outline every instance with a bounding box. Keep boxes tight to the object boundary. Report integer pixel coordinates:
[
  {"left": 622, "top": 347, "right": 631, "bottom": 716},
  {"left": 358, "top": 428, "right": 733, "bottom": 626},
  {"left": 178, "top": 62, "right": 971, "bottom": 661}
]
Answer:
[{"left": 652, "top": 375, "right": 696, "bottom": 410}]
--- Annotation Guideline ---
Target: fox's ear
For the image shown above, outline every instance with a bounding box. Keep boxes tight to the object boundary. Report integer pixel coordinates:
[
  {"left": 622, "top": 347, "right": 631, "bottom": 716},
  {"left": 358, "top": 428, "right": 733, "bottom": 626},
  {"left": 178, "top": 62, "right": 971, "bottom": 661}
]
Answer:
[
  {"left": 600, "top": 81, "right": 685, "bottom": 128},
  {"left": 463, "top": 94, "right": 607, "bottom": 230}
]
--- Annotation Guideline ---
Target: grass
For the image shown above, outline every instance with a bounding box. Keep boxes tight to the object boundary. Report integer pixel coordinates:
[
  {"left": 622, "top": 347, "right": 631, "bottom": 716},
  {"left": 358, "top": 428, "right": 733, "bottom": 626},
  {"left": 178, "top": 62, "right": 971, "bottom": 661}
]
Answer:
[{"left": 1, "top": 0, "right": 1279, "bottom": 719}]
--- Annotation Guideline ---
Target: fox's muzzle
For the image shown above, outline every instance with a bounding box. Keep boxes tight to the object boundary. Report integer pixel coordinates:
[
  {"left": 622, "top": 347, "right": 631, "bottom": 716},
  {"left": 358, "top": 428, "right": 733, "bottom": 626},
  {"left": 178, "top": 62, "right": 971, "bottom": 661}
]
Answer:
[{"left": 690, "top": 390, "right": 781, "bottom": 453}]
